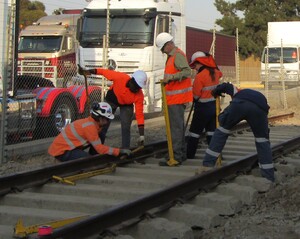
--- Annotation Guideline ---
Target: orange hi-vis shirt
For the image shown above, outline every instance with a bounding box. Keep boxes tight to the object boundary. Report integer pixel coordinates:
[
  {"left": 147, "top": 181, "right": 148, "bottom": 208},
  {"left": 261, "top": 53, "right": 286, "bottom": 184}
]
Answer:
[
  {"left": 164, "top": 49, "right": 193, "bottom": 105},
  {"left": 95, "top": 69, "right": 145, "bottom": 126},
  {"left": 48, "top": 116, "right": 120, "bottom": 157},
  {"left": 193, "top": 68, "right": 223, "bottom": 103}
]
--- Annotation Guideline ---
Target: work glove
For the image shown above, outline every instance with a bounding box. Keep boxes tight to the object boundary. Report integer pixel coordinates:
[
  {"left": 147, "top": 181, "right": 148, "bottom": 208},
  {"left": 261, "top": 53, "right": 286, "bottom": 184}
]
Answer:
[
  {"left": 137, "top": 135, "right": 145, "bottom": 146},
  {"left": 119, "top": 148, "right": 132, "bottom": 158},
  {"left": 211, "top": 88, "right": 223, "bottom": 98},
  {"left": 162, "top": 74, "right": 174, "bottom": 84},
  {"left": 78, "top": 64, "right": 95, "bottom": 76}
]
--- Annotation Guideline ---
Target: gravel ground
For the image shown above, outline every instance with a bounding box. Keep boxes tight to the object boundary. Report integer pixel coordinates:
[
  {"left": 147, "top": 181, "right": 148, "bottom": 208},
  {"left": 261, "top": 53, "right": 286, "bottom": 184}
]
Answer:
[{"left": 1, "top": 101, "right": 300, "bottom": 239}]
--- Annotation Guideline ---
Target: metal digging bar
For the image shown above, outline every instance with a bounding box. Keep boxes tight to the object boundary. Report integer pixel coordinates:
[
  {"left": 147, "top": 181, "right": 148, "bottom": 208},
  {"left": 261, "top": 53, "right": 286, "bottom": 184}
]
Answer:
[{"left": 39, "top": 136, "right": 300, "bottom": 239}]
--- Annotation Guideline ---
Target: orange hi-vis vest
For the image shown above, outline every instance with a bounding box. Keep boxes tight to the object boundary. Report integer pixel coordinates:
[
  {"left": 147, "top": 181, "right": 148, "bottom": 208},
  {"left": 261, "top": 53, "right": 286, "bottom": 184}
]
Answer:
[
  {"left": 164, "top": 49, "right": 193, "bottom": 105},
  {"left": 193, "top": 68, "right": 223, "bottom": 103},
  {"left": 48, "top": 116, "right": 119, "bottom": 157}
]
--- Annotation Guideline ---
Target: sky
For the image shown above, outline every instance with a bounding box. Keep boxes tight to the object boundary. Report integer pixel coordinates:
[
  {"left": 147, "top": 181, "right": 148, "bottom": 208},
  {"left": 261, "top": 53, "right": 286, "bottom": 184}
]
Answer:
[{"left": 37, "top": 0, "right": 224, "bottom": 31}]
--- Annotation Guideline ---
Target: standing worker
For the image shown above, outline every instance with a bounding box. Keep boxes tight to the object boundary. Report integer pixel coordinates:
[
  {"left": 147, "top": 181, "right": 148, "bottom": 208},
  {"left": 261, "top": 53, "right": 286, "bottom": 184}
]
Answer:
[
  {"left": 48, "top": 102, "right": 132, "bottom": 161},
  {"left": 203, "top": 82, "right": 275, "bottom": 182},
  {"left": 186, "top": 51, "right": 223, "bottom": 159},
  {"left": 78, "top": 67, "right": 147, "bottom": 149},
  {"left": 155, "top": 32, "right": 193, "bottom": 166}
]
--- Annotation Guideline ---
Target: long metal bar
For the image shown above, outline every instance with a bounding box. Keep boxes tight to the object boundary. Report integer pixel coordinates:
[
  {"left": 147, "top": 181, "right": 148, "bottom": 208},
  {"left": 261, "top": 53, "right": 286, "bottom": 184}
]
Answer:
[
  {"left": 160, "top": 80, "right": 178, "bottom": 166},
  {"left": 215, "top": 96, "right": 222, "bottom": 166}
]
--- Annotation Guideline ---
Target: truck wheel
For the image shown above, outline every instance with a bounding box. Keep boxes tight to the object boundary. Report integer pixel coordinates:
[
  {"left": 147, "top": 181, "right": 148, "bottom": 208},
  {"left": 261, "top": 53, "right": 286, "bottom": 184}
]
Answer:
[{"left": 51, "top": 97, "right": 77, "bottom": 135}]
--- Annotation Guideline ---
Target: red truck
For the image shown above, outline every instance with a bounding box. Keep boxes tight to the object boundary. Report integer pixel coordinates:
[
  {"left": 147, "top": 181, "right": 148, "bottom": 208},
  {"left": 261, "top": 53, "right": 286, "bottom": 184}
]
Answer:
[{"left": 1, "top": 7, "right": 102, "bottom": 143}]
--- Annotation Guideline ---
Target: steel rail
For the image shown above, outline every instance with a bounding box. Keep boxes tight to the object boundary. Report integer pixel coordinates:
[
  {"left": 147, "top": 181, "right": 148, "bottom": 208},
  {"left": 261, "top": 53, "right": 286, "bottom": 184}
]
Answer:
[
  {"left": 0, "top": 112, "right": 294, "bottom": 196},
  {"left": 0, "top": 146, "right": 155, "bottom": 196},
  {"left": 39, "top": 135, "right": 300, "bottom": 239}
]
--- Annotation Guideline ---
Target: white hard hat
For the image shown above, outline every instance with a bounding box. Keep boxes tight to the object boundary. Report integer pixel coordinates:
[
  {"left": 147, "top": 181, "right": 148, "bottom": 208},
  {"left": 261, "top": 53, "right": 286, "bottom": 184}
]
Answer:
[
  {"left": 189, "top": 51, "right": 206, "bottom": 67},
  {"left": 132, "top": 70, "right": 147, "bottom": 88},
  {"left": 91, "top": 102, "right": 114, "bottom": 120},
  {"left": 155, "top": 32, "right": 173, "bottom": 50},
  {"left": 190, "top": 51, "right": 206, "bottom": 63}
]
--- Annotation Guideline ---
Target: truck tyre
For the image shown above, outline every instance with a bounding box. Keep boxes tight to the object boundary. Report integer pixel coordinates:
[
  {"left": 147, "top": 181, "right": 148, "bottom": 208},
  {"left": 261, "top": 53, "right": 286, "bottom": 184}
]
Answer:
[
  {"left": 35, "top": 96, "right": 78, "bottom": 139},
  {"left": 49, "top": 96, "right": 77, "bottom": 136}
]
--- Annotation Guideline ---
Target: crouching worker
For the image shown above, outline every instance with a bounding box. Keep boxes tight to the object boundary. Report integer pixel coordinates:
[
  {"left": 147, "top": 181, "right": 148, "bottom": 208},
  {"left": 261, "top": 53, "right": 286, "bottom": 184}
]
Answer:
[
  {"left": 48, "top": 102, "right": 132, "bottom": 162},
  {"left": 203, "top": 82, "right": 275, "bottom": 182}
]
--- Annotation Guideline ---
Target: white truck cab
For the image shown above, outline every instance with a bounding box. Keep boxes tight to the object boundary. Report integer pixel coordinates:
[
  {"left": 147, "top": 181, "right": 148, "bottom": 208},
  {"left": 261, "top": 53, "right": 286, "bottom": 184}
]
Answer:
[
  {"left": 76, "top": 0, "right": 186, "bottom": 113},
  {"left": 261, "top": 21, "right": 300, "bottom": 88}
]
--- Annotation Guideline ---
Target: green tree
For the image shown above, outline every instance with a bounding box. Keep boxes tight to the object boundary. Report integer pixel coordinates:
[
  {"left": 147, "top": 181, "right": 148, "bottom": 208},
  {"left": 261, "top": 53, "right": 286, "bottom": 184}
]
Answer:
[
  {"left": 20, "top": 0, "right": 47, "bottom": 29},
  {"left": 214, "top": 0, "right": 300, "bottom": 59}
]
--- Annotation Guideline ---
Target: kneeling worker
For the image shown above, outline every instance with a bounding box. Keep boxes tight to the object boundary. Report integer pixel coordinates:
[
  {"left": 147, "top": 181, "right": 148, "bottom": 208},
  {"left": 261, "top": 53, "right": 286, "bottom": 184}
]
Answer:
[{"left": 48, "top": 102, "right": 132, "bottom": 161}]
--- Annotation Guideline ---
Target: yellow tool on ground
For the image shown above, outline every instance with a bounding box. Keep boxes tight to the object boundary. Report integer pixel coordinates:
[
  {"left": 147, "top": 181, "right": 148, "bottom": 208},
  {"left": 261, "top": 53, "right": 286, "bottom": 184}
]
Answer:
[
  {"left": 159, "top": 80, "right": 180, "bottom": 166},
  {"left": 52, "top": 164, "right": 117, "bottom": 185},
  {"left": 215, "top": 96, "right": 222, "bottom": 167},
  {"left": 14, "top": 216, "right": 89, "bottom": 238},
  {"left": 52, "top": 146, "right": 144, "bottom": 185}
]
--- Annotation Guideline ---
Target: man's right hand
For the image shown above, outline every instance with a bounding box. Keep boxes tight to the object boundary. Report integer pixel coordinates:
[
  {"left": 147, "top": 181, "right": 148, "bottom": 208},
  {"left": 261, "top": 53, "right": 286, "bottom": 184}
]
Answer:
[
  {"left": 119, "top": 149, "right": 132, "bottom": 157},
  {"left": 78, "top": 64, "right": 91, "bottom": 76}
]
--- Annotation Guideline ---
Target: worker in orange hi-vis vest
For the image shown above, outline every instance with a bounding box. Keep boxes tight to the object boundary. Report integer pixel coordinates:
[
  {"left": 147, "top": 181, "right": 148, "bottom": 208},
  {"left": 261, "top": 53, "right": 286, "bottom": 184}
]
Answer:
[
  {"left": 78, "top": 66, "right": 147, "bottom": 149},
  {"left": 48, "top": 102, "right": 132, "bottom": 162},
  {"left": 155, "top": 32, "right": 193, "bottom": 166},
  {"left": 186, "top": 51, "right": 223, "bottom": 159}
]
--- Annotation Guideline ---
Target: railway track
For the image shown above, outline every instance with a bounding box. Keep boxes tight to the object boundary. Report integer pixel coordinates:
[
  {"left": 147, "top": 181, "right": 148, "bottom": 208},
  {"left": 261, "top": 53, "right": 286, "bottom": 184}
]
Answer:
[{"left": 0, "top": 113, "right": 299, "bottom": 239}]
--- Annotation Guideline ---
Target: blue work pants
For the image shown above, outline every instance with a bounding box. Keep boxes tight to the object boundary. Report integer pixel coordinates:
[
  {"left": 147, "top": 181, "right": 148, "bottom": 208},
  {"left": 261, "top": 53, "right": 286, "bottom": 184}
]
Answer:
[{"left": 203, "top": 99, "right": 275, "bottom": 182}]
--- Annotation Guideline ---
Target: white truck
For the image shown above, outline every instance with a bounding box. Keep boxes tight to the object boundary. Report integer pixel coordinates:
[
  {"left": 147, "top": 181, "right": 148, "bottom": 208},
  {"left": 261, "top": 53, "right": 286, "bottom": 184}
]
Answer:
[
  {"left": 76, "top": 0, "right": 186, "bottom": 113},
  {"left": 261, "top": 21, "right": 300, "bottom": 88},
  {"left": 18, "top": 12, "right": 80, "bottom": 87}
]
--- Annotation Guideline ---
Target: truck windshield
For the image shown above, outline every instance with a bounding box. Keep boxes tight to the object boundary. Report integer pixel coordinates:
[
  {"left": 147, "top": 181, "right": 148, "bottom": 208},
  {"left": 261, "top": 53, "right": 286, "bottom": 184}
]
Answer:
[
  {"left": 261, "top": 47, "right": 298, "bottom": 63},
  {"left": 80, "top": 16, "right": 155, "bottom": 48},
  {"left": 18, "top": 36, "right": 62, "bottom": 53}
]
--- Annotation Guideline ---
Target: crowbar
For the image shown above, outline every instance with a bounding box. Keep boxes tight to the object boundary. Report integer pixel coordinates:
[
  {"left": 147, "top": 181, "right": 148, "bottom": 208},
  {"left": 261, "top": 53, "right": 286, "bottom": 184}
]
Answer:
[
  {"left": 215, "top": 96, "right": 222, "bottom": 166},
  {"left": 158, "top": 80, "right": 180, "bottom": 166}
]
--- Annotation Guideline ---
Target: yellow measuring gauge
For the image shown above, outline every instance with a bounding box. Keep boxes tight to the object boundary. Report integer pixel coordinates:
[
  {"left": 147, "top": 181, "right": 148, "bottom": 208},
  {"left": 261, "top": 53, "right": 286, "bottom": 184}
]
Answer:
[
  {"left": 14, "top": 215, "right": 89, "bottom": 238},
  {"left": 53, "top": 164, "right": 117, "bottom": 185}
]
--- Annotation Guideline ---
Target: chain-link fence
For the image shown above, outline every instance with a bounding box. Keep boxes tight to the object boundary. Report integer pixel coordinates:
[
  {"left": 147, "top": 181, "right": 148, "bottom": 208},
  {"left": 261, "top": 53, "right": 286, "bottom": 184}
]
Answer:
[
  {"left": 1, "top": 55, "right": 299, "bottom": 163},
  {"left": 1, "top": 59, "right": 104, "bottom": 161}
]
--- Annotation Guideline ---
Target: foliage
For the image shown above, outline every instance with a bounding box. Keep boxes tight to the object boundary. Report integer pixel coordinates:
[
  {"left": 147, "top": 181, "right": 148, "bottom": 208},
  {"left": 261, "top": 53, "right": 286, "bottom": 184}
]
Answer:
[
  {"left": 214, "top": 0, "right": 300, "bottom": 59},
  {"left": 20, "top": 0, "right": 47, "bottom": 29}
]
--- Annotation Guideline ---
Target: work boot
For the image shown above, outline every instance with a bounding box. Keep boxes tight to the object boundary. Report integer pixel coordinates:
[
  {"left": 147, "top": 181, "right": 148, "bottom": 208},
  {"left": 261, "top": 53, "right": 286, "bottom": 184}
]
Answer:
[
  {"left": 159, "top": 159, "right": 181, "bottom": 166},
  {"left": 195, "top": 166, "right": 213, "bottom": 175}
]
